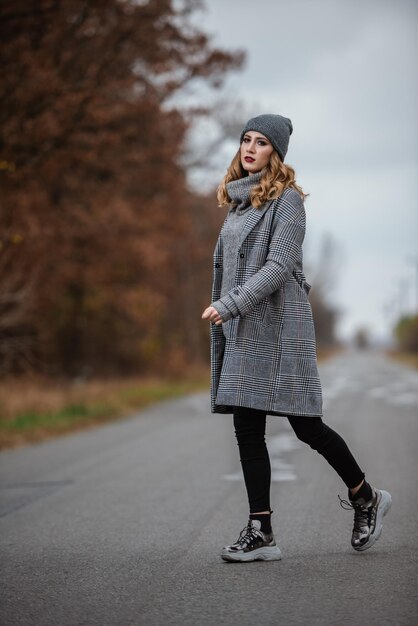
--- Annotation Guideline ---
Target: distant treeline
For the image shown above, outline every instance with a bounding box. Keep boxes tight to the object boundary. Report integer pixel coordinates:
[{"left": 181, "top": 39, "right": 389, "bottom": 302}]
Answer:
[
  {"left": 0, "top": 0, "right": 337, "bottom": 379},
  {"left": 394, "top": 315, "right": 418, "bottom": 353}
]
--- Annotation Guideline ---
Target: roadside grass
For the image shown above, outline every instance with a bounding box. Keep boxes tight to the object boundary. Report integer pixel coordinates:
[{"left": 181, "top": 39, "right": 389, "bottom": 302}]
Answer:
[
  {"left": 0, "top": 370, "right": 210, "bottom": 450},
  {"left": 316, "top": 345, "right": 344, "bottom": 361},
  {"left": 0, "top": 348, "right": 343, "bottom": 451},
  {"left": 385, "top": 349, "right": 418, "bottom": 370}
]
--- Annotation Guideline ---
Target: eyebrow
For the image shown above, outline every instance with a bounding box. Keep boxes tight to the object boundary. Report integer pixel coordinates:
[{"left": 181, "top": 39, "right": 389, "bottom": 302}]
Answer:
[{"left": 243, "top": 133, "right": 270, "bottom": 142}]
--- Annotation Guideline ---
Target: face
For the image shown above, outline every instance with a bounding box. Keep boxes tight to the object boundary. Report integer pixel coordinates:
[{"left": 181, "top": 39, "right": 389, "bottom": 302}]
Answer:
[{"left": 240, "top": 131, "right": 274, "bottom": 174}]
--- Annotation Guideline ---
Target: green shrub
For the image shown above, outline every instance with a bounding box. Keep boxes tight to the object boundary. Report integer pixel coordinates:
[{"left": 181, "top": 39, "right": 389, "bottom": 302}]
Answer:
[{"left": 394, "top": 314, "right": 418, "bottom": 353}]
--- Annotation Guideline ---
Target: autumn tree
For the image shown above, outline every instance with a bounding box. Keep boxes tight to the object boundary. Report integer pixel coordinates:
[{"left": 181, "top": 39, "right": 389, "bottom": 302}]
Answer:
[{"left": 0, "top": 0, "right": 243, "bottom": 376}]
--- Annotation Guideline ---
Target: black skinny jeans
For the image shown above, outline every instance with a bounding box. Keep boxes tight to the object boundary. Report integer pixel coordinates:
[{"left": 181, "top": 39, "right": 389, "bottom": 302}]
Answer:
[{"left": 233, "top": 406, "right": 365, "bottom": 513}]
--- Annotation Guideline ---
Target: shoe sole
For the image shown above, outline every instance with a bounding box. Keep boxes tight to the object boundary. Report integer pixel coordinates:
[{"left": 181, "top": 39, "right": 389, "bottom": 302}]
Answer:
[
  {"left": 354, "top": 489, "right": 392, "bottom": 552},
  {"left": 221, "top": 546, "right": 282, "bottom": 562}
]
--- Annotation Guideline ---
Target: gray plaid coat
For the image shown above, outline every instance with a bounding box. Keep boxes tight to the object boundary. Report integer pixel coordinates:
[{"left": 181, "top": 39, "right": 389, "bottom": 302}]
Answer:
[{"left": 210, "top": 187, "right": 323, "bottom": 417}]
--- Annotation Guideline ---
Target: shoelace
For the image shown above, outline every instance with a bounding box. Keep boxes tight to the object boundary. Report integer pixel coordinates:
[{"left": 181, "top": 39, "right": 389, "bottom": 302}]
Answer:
[
  {"left": 338, "top": 495, "right": 360, "bottom": 511},
  {"left": 338, "top": 495, "right": 374, "bottom": 533},
  {"left": 235, "top": 520, "right": 260, "bottom": 547}
]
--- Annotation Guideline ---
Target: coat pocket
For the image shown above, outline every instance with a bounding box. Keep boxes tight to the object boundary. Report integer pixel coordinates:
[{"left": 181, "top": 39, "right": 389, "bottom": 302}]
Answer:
[
  {"left": 292, "top": 269, "right": 311, "bottom": 295},
  {"left": 246, "top": 297, "right": 272, "bottom": 328},
  {"left": 248, "top": 295, "right": 283, "bottom": 329}
]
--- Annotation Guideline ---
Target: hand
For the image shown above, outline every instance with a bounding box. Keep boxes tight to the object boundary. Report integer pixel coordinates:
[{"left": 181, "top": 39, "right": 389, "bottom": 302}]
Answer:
[{"left": 201, "top": 306, "right": 223, "bottom": 325}]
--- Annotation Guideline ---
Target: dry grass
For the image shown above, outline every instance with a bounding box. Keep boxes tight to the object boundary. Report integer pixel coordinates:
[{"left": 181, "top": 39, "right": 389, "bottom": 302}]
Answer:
[
  {"left": 385, "top": 349, "right": 418, "bottom": 370},
  {"left": 0, "top": 367, "right": 210, "bottom": 450},
  {"left": 316, "top": 344, "right": 345, "bottom": 361},
  {"left": 0, "top": 347, "right": 343, "bottom": 451}
]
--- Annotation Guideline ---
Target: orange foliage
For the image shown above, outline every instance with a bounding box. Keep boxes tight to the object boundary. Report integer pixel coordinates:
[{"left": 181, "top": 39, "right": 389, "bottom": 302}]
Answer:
[{"left": 0, "top": 0, "right": 242, "bottom": 376}]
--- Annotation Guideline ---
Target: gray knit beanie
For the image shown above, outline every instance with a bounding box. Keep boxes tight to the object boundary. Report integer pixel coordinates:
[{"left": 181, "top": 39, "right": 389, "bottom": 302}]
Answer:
[{"left": 239, "top": 114, "right": 293, "bottom": 162}]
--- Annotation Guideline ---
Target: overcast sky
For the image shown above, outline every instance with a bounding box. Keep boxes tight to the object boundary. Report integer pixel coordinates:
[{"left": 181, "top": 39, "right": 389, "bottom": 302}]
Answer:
[{"left": 188, "top": 0, "right": 418, "bottom": 344}]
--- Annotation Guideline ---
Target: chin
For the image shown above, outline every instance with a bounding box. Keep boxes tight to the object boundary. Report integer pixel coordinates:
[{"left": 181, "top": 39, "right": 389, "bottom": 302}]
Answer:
[{"left": 242, "top": 162, "right": 258, "bottom": 174}]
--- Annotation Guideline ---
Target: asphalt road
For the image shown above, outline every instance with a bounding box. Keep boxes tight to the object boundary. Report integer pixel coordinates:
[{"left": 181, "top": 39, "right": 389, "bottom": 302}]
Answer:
[{"left": 1, "top": 349, "right": 417, "bottom": 626}]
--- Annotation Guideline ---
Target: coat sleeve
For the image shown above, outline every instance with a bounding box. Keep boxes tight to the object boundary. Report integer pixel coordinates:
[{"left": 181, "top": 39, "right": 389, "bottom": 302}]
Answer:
[{"left": 211, "top": 191, "right": 306, "bottom": 322}]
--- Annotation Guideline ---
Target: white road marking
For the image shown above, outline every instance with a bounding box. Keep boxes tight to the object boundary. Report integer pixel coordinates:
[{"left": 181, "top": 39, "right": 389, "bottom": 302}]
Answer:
[
  {"left": 222, "top": 352, "right": 418, "bottom": 485},
  {"left": 320, "top": 353, "right": 418, "bottom": 410}
]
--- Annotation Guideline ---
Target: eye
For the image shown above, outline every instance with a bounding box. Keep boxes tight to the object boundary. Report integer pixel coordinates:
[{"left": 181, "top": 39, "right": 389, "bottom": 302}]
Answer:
[
  {"left": 242, "top": 137, "right": 250, "bottom": 143},
  {"left": 257, "top": 140, "right": 267, "bottom": 146}
]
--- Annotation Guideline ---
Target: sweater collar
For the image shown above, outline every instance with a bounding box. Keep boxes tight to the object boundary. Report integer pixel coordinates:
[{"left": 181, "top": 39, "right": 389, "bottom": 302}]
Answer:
[{"left": 226, "top": 171, "right": 263, "bottom": 214}]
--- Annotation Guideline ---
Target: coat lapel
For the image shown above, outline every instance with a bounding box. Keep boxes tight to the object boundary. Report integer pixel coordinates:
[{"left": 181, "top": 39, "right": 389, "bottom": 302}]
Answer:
[{"left": 238, "top": 199, "right": 274, "bottom": 247}]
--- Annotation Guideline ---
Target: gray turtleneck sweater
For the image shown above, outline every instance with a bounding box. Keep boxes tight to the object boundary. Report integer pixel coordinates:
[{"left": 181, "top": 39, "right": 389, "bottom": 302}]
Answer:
[{"left": 215, "top": 172, "right": 262, "bottom": 319}]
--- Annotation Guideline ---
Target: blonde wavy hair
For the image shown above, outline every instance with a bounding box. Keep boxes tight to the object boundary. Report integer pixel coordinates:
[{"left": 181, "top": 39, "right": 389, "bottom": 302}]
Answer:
[{"left": 217, "top": 149, "right": 307, "bottom": 209}]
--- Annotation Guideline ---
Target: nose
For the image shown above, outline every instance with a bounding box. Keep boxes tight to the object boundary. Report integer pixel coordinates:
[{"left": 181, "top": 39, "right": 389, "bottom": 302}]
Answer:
[{"left": 247, "top": 140, "right": 256, "bottom": 153}]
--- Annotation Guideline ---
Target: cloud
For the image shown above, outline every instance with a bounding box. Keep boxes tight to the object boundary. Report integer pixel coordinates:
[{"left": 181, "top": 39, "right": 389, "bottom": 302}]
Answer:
[
  {"left": 190, "top": 0, "right": 418, "bottom": 340},
  {"left": 197, "top": 0, "right": 418, "bottom": 165}
]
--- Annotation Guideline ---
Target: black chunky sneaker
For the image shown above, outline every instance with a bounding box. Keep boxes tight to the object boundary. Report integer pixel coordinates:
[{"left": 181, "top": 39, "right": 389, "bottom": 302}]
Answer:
[
  {"left": 339, "top": 486, "right": 392, "bottom": 552},
  {"left": 221, "top": 518, "right": 282, "bottom": 562}
]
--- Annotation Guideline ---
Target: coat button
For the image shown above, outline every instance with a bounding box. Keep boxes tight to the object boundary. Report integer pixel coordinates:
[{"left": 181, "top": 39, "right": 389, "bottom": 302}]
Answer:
[
  {"left": 239, "top": 253, "right": 244, "bottom": 258},
  {"left": 215, "top": 263, "right": 220, "bottom": 268},
  {"left": 233, "top": 289, "right": 239, "bottom": 295}
]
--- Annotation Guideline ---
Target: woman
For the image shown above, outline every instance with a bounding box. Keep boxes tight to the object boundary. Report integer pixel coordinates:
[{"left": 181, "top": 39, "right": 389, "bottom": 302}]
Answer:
[{"left": 201, "top": 114, "right": 391, "bottom": 563}]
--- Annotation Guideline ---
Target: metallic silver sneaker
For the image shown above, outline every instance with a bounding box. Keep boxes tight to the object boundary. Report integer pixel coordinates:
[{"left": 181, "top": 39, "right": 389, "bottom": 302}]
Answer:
[
  {"left": 221, "top": 518, "right": 282, "bottom": 562},
  {"left": 339, "top": 487, "right": 392, "bottom": 552}
]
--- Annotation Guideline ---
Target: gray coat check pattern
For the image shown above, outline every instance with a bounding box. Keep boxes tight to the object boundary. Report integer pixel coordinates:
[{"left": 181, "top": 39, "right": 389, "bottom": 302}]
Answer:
[{"left": 210, "top": 187, "right": 323, "bottom": 417}]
